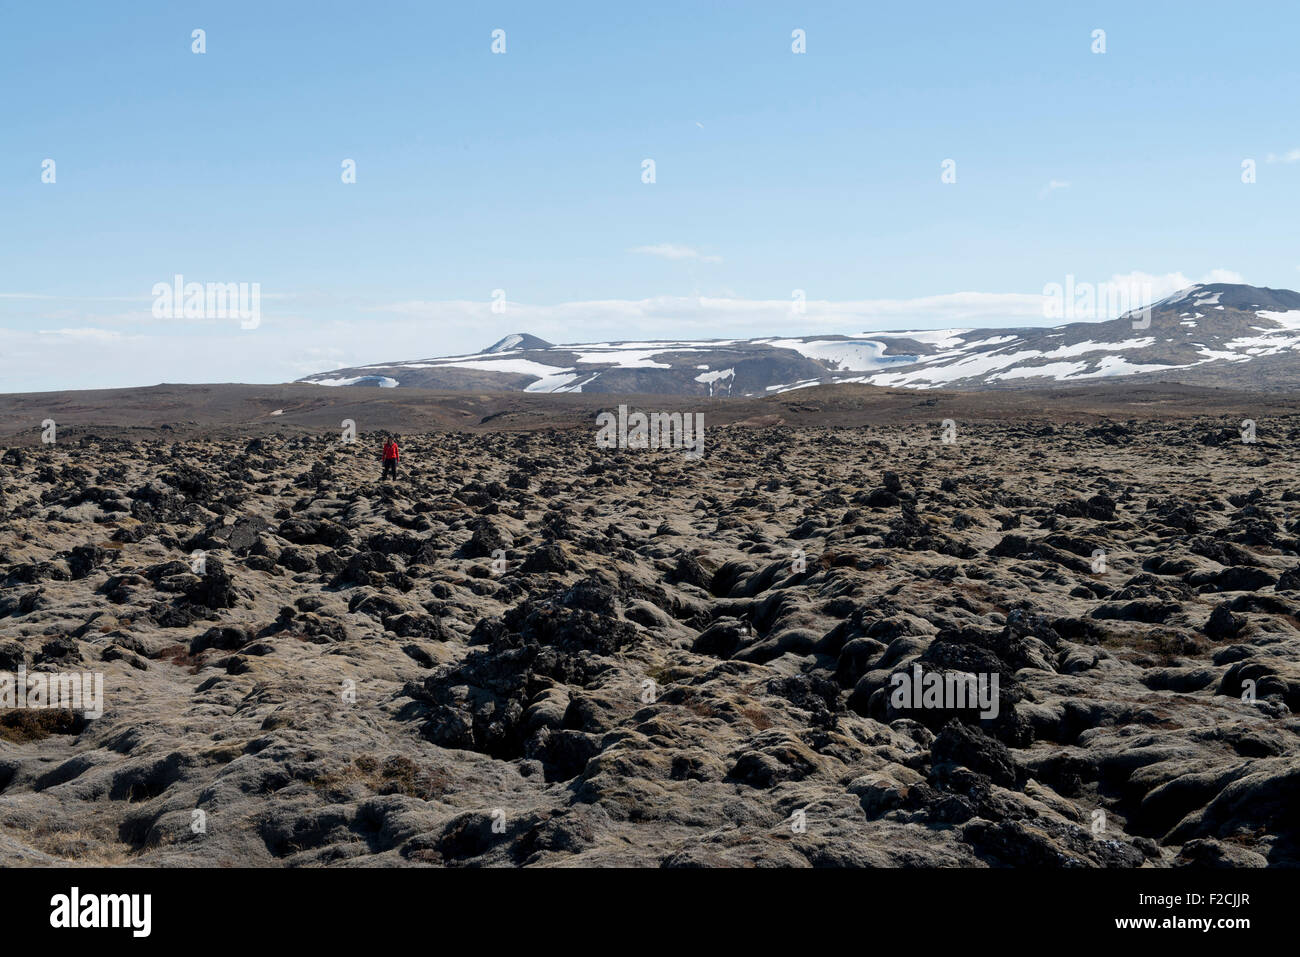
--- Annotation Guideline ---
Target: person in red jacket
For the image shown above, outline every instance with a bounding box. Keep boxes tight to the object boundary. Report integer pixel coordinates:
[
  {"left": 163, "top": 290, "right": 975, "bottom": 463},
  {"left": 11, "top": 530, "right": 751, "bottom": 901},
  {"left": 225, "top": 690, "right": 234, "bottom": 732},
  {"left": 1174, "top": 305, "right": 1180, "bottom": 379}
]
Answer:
[{"left": 381, "top": 435, "right": 400, "bottom": 480}]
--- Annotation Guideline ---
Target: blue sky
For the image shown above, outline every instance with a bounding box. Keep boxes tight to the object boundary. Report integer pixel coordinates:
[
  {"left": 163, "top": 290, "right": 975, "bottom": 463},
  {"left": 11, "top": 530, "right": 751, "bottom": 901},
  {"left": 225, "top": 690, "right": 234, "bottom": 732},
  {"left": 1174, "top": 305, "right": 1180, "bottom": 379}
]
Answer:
[{"left": 2, "top": 0, "right": 1297, "bottom": 390}]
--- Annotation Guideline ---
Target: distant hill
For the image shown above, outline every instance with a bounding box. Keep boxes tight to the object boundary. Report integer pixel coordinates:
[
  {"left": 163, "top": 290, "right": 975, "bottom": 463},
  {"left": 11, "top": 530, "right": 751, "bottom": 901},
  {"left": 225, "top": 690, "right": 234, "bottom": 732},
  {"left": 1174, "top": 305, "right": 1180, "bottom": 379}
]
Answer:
[{"left": 298, "top": 284, "right": 1300, "bottom": 395}]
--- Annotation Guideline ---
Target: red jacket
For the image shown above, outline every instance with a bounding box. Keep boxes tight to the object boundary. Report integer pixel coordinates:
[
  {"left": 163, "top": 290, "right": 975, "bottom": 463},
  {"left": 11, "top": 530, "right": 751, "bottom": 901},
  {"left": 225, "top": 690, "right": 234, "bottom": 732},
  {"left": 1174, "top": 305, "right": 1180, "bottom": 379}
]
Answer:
[{"left": 382, "top": 441, "right": 399, "bottom": 461}]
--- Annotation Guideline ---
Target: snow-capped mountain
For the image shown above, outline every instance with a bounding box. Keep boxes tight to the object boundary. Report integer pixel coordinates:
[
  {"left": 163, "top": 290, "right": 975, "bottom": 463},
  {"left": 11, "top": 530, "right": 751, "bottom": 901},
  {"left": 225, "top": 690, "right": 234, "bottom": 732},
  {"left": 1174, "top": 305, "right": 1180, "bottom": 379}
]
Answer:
[{"left": 298, "top": 283, "right": 1300, "bottom": 395}]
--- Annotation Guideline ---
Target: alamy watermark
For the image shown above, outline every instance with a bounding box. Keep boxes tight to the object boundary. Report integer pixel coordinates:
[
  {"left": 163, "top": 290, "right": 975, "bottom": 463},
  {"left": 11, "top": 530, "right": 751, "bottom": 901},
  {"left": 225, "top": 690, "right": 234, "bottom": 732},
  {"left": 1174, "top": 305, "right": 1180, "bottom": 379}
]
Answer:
[
  {"left": 1, "top": 666, "right": 104, "bottom": 719},
  {"left": 890, "top": 663, "right": 999, "bottom": 719},
  {"left": 152, "top": 274, "right": 261, "bottom": 329},
  {"left": 595, "top": 405, "right": 704, "bottom": 459},
  {"left": 50, "top": 887, "right": 150, "bottom": 937},
  {"left": 1041, "top": 275, "right": 1153, "bottom": 329}
]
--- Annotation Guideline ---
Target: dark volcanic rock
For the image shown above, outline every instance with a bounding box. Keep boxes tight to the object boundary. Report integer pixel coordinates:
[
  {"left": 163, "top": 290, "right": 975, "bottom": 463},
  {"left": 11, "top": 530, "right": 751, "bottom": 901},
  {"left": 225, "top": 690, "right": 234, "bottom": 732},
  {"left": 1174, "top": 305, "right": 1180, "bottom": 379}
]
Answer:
[{"left": 1, "top": 409, "right": 1298, "bottom": 867}]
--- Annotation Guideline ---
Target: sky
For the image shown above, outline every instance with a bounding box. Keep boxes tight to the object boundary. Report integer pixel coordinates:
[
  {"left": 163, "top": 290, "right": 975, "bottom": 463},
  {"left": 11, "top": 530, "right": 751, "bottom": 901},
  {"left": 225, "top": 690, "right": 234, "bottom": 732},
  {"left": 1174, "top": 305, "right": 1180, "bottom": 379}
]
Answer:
[{"left": 1, "top": 0, "right": 1297, "bottom": 391}]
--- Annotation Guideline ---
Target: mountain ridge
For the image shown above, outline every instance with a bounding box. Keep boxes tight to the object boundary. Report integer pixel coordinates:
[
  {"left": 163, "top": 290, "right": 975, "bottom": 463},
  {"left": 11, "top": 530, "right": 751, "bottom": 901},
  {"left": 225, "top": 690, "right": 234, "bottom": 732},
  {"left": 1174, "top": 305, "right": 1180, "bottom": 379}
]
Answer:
[{"left": 299, "top": 283, "right": 1300, "bottom": 395}]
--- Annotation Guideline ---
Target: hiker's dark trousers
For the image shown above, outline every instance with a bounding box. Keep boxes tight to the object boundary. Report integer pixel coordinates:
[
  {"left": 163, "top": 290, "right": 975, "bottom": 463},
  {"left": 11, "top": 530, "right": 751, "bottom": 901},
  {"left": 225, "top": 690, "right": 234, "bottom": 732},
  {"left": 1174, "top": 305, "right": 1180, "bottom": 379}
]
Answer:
[{"left": 382, "top": 460, "right": 398, "bottom": 480}]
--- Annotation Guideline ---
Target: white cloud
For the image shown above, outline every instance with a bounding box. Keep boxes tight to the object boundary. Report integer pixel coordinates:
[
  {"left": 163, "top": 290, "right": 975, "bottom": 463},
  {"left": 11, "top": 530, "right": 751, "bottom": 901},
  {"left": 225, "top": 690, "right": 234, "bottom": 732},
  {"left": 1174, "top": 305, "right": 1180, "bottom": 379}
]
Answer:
[
  {"left": 1104, "top": 269, "right": 1245, "bottom": 302},
  {"left": 38, "top": 328, "right": 126, "bottom": 341},
  {"left": 629, "top": 243, "right": 722, "bottom": 264},
  {"left": 1038, "top": 179, "right": 1070, "bottom": 198},
  {"left": 1196, "top": 268, "right": 1246, "bottom": 285},
  {"left": 0, "top": 293, "right": 141, "bottom": 302},
  {"left": 1265, "top": 149, "right": 1300, "bottom": 164}
]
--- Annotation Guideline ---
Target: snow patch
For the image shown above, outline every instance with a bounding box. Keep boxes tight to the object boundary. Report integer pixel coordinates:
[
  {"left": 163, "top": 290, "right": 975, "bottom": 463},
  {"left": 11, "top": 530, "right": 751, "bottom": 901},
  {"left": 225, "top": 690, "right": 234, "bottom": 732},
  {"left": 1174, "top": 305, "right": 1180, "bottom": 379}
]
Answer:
[
  {"left": 1259, "top": 309, "right": 1300, "bottom": 330},
  {"left": 695, "top": 367, "right": 736, "bottom": 396},
  {"left": 763, "top": 338, "right": 903, "bottom": 371},
  {"left": 310, "top": 375, "right": 400, "bottom": 388},
  {"left": 989, "top": 362, "right": 1089, "bottom": 381}
]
